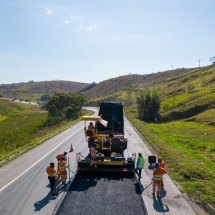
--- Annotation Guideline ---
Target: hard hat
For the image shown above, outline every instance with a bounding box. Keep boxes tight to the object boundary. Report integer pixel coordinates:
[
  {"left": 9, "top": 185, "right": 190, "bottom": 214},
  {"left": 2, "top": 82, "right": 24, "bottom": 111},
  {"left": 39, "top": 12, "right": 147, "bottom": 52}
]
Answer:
[
  {"left": 50, "top": 162, "right": 55, "bottom": 167},
  {"left": 155, "top": 163, "right": 160, "bottom": 169},
  {"left": 61, "top": 156, "right": 65, "bottom": 161}
]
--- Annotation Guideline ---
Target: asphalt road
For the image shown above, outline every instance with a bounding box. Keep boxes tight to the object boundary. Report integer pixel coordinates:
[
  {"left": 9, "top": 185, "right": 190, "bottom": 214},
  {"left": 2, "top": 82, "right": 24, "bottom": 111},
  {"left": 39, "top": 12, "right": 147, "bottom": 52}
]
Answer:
[
  {"left": 56, "top": 172, "right": 146, "bottom": 215},
  {"left": 0, "top": 107, "right": 203, "bottom": 215}
]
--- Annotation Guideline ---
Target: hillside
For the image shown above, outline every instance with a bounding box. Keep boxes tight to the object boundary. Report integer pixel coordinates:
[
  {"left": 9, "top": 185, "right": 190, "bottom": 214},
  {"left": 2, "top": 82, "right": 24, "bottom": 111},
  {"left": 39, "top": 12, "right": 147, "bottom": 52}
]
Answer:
[
  {"left": 0, "top": 80, "right": 90, "bottom": 101},
  {"left": 85, "top": 66, "right": 215, "bottom": 122},
  {"left": 83, "top": 68, "right": 197, "bottom": 98}
]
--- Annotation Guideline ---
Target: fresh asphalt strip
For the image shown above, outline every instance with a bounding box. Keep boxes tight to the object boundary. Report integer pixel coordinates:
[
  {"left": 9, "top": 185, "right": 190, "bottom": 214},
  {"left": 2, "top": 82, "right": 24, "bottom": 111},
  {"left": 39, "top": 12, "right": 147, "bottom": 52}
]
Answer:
[{"left": 56, "top": 172, "right": 147, "bottom": 215}]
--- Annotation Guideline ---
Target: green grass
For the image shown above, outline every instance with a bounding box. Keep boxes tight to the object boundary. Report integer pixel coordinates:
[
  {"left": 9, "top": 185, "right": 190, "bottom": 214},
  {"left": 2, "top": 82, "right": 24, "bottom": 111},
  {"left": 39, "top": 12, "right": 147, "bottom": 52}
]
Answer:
[
  {"left": 126, "top": 108, "right": 215, "bottom": 207},
  {"left": 0, "top": 98, "right": 93, "bottom": 165}
]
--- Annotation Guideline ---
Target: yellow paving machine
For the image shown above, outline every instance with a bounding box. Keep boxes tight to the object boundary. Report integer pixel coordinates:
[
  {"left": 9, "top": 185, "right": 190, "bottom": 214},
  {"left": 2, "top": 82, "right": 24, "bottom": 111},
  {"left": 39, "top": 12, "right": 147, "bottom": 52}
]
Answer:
[{"left": 77, "top": 102, "right": 136, "bottom": 173}]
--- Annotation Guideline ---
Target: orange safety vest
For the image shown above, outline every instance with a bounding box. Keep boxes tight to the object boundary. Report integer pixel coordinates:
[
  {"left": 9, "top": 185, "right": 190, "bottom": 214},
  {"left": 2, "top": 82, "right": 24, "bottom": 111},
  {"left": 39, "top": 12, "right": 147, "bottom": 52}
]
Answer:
[
  {"left": 56, "top": 153, "right": 67, "bottom": 161},
  {"left": 46, "top": 166, "right": 57, "bottom": 177},
  {"left": 56, "top": 153, "right": 63, "bottom": 160},
  {"left": 58, "top": 160, "right": 66, "bottom": 171},
  {"left": 153, "top": 168, "right": 167, "bottom": 182}
]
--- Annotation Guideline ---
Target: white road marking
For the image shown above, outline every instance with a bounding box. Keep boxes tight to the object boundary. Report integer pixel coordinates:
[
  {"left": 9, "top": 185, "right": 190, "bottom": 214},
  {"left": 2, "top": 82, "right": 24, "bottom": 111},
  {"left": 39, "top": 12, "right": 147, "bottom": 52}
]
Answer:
[{"left": 0, "top": 126, "right": 83, "bottom": 193}]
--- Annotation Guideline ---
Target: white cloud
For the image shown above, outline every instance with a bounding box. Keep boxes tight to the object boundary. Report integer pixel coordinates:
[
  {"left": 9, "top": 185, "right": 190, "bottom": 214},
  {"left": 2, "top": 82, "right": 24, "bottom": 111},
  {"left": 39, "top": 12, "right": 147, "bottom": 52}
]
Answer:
[
  {"left": 87, "top": 25, "right": 98, "bottom": 31},
  {"left": 46, "top": 8, "right": 53, "bottom": 16},
  {"left": 78, "top": 24, "right": 98, "bottom": 32},
  {"left": 64, "top": 19, "right": 70, "bottom": 24}
]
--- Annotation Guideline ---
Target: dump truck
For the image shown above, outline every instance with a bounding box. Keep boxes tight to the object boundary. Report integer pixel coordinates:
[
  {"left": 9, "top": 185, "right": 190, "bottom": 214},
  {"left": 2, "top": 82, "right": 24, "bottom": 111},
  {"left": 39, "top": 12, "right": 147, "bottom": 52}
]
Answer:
[{"left": 77, "top": 102, "right": 136, "bottom": 173}]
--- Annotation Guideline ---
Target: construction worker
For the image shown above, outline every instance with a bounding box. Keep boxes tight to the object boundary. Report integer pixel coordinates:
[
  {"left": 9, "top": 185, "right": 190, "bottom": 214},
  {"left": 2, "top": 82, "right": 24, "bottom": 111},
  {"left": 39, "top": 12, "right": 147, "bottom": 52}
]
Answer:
[
  {"left": 135, "top": 152, "right": 144, "bottom": 181},
  {"left": 46, "top": 162, "right": 57, "bottom": 195},
  {"left": 152, "top": 163, "right": 167, "bottom": 197},
  {"left": 56, "top": 152, "right": 67, "bottom": 178},
  {"left": 88, "top": 122, "right": 95, "bottom": 131},
  {"left": 158, "top": 158, "right": 166, "bottom": 188},
  {"left": 58, "top": 156, "right": 67, "bottom": 185},
  {"left": 90, "top": 143, "right": 98, "bottom": 168}
]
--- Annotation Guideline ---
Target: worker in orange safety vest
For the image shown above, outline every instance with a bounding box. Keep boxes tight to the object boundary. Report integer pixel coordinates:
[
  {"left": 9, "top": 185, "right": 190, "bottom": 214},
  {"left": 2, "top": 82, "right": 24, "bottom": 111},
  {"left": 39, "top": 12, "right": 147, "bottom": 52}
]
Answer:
[
  {"left": 158, "top": 158, "right": 166, "bottom": 188},
  {"left": 152, "top": 163, "right": 167, "bottom": 197},
  {"left": 46, "top": 162, "right": 57, "bottom": 195},
  {"left": 58, "top": 156, "right": 68, "bottom": 185},
  {"left": 56, "top": 151, "right": 67, "bottom": 178}
]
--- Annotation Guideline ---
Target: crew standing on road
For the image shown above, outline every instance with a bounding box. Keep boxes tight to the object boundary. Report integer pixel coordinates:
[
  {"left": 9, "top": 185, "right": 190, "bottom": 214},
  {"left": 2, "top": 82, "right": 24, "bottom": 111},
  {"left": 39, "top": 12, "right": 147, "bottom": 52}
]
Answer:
[
  {"left": 135, "top": 152, "right": 144, "bottom": 181},
  {"left": 152, "top": 163, "right": 167, "bottom": 197},
  {"left": 46, "top": 162, "right": 57, "bottom": 195},
  {"left": 58, "top": 156, "right": 68, "bottom": 185},
  {"left": 158, "top": 158, "right": 166, "bottom": 188}
]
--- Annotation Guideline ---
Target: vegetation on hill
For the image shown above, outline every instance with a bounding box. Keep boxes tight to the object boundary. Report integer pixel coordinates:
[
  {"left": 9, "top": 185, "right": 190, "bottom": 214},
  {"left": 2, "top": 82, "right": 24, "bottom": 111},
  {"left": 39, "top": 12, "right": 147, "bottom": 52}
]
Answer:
[
  {"left": 44, "top": 93, "right": 87, "bottom": 126},
  {"left": 0, "top": 80, "right": 89, "bottom": 102}
]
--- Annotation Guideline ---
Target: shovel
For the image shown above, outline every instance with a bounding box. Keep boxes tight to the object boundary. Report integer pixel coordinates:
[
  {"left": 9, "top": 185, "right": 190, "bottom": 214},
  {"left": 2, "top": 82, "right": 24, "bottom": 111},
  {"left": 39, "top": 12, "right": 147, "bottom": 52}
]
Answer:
[
  {"left": 143, "top": 182, "right": 153, "bottom": 191},
  {"left": 68, "top": 167, "right": 76, "bottom": 175}
]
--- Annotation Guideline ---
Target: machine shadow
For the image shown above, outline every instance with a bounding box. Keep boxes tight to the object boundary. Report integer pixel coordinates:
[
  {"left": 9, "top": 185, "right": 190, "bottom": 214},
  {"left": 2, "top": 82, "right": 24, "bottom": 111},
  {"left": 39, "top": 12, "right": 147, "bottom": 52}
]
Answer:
[{"left": 68, "top": 172, "right": 135, "bottom": 192}]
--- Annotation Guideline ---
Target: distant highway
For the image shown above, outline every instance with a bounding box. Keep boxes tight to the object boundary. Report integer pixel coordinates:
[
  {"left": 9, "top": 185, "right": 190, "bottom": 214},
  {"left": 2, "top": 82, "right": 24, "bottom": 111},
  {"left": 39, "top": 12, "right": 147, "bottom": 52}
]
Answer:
[{"left": 0, "top": 107, "right": 201, "bottom": 215}]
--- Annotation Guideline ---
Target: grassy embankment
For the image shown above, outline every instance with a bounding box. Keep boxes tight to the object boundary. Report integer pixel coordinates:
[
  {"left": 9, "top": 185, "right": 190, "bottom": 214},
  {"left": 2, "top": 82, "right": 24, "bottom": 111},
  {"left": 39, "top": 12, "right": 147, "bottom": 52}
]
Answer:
[
  {"left": 0, "top": 98, "right": 91, "bottom": 166},
  {"left": 124, "top": 66, "right": 215, "bottom": 207}
]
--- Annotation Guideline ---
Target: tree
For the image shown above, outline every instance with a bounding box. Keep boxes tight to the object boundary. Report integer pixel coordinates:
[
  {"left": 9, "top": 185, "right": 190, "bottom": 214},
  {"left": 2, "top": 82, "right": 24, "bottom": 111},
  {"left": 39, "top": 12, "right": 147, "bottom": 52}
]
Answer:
[
  {"left": 136, "top": 90, "right": 160, "bottom": 122},
  {"left": 44, "top": 92, "right": 87, "bottom": 125},
  {"left": 209, "top": 56, "right": 215, "bottom": 65},
  {"left": 40, "top": 94, "right": 51, "bottom": 102}
]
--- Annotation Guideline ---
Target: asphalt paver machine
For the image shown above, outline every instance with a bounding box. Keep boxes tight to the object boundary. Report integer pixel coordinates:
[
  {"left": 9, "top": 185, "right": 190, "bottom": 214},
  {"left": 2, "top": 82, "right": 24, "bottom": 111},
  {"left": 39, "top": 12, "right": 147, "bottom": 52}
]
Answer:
[{"left": 77, "top": 102, "right": 136, "bottom": 173}]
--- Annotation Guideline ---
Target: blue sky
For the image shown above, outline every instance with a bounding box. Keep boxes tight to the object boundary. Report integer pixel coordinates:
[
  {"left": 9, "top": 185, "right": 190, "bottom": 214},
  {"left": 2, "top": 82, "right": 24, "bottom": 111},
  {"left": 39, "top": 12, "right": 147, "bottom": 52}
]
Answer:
[{"left": 0, "top": 0, "right": 215, "bottom": 84}]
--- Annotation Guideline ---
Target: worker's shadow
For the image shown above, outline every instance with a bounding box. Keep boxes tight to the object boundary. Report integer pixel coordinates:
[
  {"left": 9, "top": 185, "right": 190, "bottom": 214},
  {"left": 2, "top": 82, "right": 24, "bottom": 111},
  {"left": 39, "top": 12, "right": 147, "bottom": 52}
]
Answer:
[
  {"left": 153, "top": 195, "right": 169, "bottom": 212},
  {"left": 134, "top": 182, "right": 144, "bottom": 194},
  {"left": 34, "top": 192, "right": 56, "bottom": 212},
  {"left": 56, "top": 183, "right": 68, "bottom": 195}
]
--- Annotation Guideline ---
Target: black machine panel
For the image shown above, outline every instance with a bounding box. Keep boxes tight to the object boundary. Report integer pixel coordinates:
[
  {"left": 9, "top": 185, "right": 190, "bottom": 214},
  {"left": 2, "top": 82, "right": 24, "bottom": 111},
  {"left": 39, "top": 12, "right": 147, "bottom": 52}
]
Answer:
[{"left": 96, "top": 102, "right": 124, "bottom": 134}]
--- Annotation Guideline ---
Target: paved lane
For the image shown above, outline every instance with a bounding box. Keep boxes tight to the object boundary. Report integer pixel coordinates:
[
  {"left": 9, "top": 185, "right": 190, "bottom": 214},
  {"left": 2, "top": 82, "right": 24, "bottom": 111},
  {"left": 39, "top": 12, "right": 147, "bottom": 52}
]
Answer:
[{"left": 56, "top": 172, "right": 147, "bottom": 215}]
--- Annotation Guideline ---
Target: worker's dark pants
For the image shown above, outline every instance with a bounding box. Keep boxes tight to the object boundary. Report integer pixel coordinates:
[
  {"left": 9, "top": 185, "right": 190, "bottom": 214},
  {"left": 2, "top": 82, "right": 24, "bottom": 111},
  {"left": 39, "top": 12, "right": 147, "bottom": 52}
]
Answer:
[
  {"left": 48, "top": 176, "right": 55, "bottom": 192},
  {"left": 135, "top": 168, "right": 142, "bottom": 179}
]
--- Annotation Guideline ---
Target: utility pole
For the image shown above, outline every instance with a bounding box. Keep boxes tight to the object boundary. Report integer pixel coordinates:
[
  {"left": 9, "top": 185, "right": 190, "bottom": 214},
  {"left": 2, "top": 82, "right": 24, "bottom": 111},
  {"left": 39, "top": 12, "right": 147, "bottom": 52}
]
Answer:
[{"left": 198, "top": 60, "right": 201, "bottom": 67}]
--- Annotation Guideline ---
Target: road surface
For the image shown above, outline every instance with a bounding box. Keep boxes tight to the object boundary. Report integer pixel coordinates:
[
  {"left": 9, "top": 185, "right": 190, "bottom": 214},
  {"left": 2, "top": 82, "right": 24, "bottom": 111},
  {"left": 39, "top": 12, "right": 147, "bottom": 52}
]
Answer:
[
  {"left": 56, "top": 172, "right": 147, "bottom": 215},
  {"left": 0, "top": 107, "right": 203, "bottom": 215}
]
